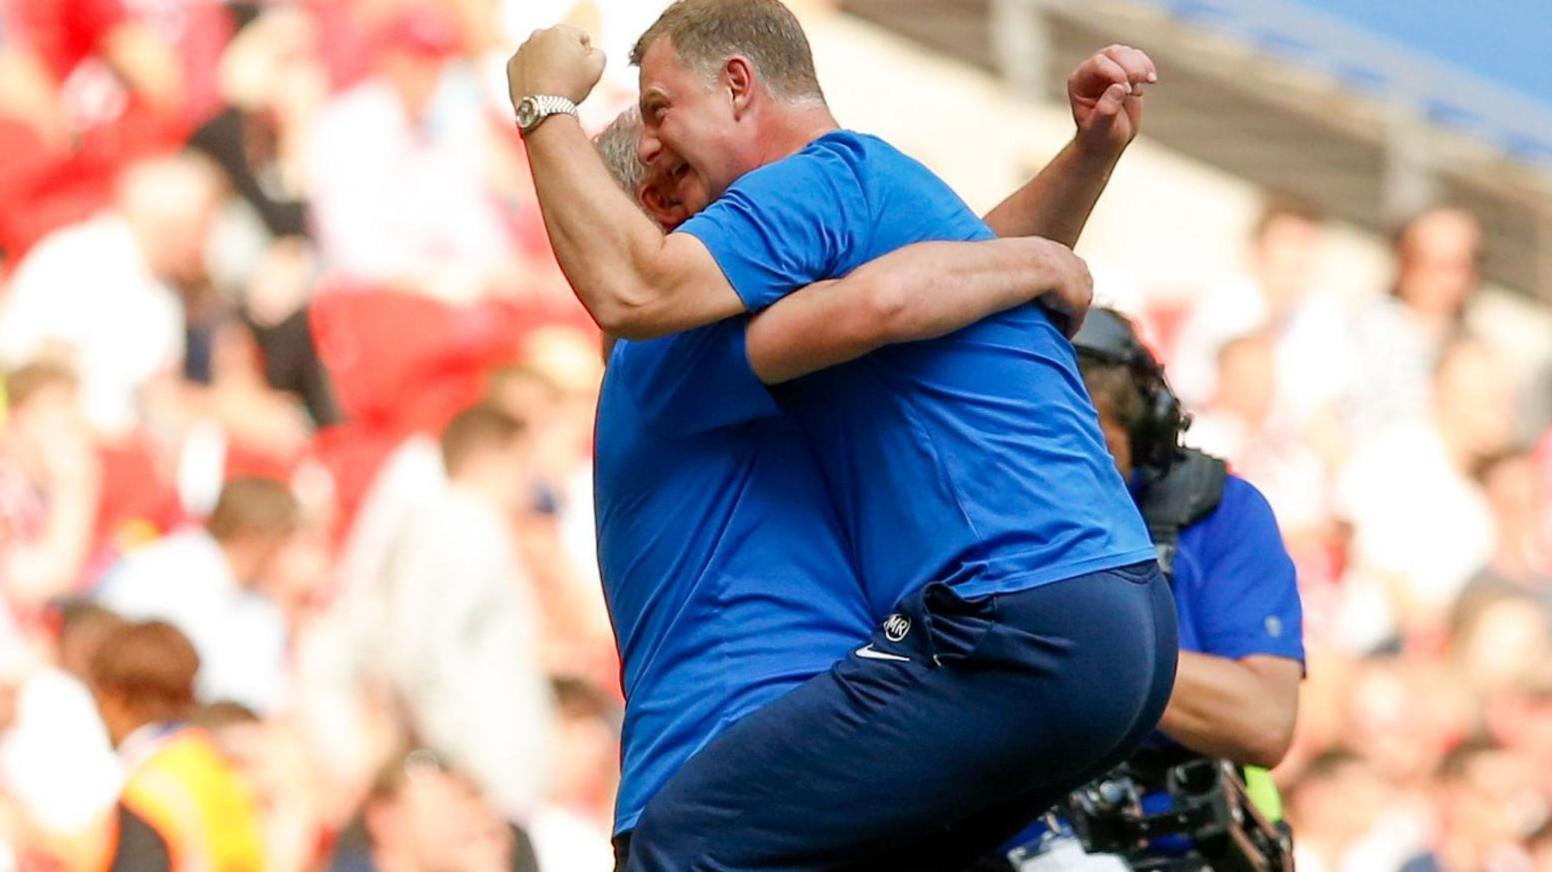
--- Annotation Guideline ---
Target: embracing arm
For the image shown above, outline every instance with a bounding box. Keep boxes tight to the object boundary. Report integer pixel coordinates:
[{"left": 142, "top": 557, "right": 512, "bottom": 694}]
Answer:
[
  {"left": 1159, "top": 652, "right": 1302, "bottom": 769},
  {"left": 747, "top": 236, "right": 1090, "bottom": 384}
]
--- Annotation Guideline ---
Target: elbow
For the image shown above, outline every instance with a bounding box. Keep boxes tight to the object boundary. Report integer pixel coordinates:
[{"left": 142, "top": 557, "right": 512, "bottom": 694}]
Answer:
[
  {"left": 1242, "top": 707, "right": 1298, "bottom": 769},
  {"left": 590, "top": 294, "right": 666, "bottom": 342},
  {"left": 1243, "top": 737, "right": 1291, "bottom": 771},
  {"left": 592, "top": 305, "right": 647, "bottom": 341},
  {"left": 592, "top": 250, "right": 688, "bottom": 340},
  {"left": 856, "top": 272, "right": 914, "bottom": 344}
]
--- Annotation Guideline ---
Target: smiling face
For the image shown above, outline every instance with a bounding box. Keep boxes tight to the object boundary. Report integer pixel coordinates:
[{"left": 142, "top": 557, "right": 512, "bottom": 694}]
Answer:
[
  {"left": 596, "top": 106, "right": 713, "bottom": 232},
  {"left": 635, "top": 156, "right": 713, "bottom": 231},
  {"left": 636, "top": 37, "right": 758, "bottom": 206}
]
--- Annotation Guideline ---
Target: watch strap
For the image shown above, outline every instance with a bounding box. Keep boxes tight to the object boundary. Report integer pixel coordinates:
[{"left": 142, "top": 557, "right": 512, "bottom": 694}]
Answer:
[{"left": 520, "top": 95, "right": 580, "bottom": 132}]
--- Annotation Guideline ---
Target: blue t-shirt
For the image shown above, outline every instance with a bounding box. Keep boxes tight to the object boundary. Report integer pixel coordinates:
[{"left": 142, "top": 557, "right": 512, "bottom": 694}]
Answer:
[
  {"left": 679, "top": 130, "right": 1154, "bottom": 614},
  {"left": 594, "top": 319, "right": 874, "bottom": 835},
  {"left": 1169, "top": 475, "right": 1305, "bottom": 664}
]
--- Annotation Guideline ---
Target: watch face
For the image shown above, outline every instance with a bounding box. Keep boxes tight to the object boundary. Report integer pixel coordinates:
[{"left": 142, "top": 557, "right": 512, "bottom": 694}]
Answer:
[{"left": 516, "top": 98, "right": 538, "bottom": 130}]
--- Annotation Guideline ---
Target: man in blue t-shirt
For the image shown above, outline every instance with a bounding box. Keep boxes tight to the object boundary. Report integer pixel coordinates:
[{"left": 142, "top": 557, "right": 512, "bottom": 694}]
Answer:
[
  {"left": 508, "top": 1, "right": 1176, "bottom": 867},
  {"left": 593, "top": 114, "right": 1101, "bottom": 841}
]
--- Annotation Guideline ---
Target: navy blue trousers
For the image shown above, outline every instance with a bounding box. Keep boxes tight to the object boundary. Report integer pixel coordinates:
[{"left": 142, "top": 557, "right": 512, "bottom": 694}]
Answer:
[{"left": 621, "top": 561, "right": 1179, "bottom": 871}]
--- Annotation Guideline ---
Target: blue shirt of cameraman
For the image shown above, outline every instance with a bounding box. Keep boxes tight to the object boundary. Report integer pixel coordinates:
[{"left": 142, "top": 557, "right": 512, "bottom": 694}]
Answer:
[{"left": 1166, "top": 473, "right": 1304, "bottom": 666}]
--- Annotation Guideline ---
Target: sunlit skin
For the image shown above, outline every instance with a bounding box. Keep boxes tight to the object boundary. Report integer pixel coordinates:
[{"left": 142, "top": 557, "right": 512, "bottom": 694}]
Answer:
[{"left": 636, "top": 39, "right": 767, "bottom": 206}]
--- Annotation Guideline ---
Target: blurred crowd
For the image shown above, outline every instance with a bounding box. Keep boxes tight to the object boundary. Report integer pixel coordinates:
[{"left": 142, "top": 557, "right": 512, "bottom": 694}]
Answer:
[
  {"left": 0, "top": 0, "right": 1548, "bottom": 870},
  {"left": 0, "top": 0, "right": 639, "bottom": 868},
  {"left": 1144, "top": 199, "right": 1552, "bottom": 872}
]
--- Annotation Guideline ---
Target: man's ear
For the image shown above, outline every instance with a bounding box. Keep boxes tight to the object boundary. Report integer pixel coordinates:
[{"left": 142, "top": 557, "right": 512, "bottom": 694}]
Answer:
[
  {"left": 638, "top": 181, "right": 669, "bottom": 214},
  {"left": 637, "top": 182, "right": 686, "bottom": 228},
  {"left": 724, "top": 56, "right": 756, "bottom": 117}
]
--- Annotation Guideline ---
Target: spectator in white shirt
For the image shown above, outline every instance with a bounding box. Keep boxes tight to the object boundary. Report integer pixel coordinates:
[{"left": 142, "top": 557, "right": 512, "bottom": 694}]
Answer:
[
  {"left": 304, "top": 4, "right": 509, "bottom": 303},
  {"left": 0, "top": 154, "right": 222, "bottom": 436},
  {"left": 527, "top": 677, "right": 617, "bottom": 872},
  {"left": 1170, "top": 195, "right": 1349, "bottom": 434},
  {"left": 341, "top": 405, "right": 555, "bottom": 822},
  {"left": 1338, "top": 338, "right": 1516, "bottom": 643},
  {"left": 1344, "top": 208, "right": 1482, "bottom": 444},
  {"left": 1189, "top": 332, "right": 1330, "bottom": 538},
  {"left": 95, "top": 477, "right": 300, "bottom": 713},
  {"left": 0, "top": 601, "right": 123, "bottom": 841}
]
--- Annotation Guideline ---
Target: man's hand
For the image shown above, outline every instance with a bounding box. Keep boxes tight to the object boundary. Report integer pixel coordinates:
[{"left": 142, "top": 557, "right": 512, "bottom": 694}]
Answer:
[
  {"left": 1068, "top": 44, "right": 1157, "bottom": 159},
  {"left": 1030, "top": 237, "right": 1093, "bottom": 337},
  {"left": 985, "top": 45, "right": 1156, "bottom": 246},
  {"left": 506, "top": 25, "right": 606, "bottom": 108}
]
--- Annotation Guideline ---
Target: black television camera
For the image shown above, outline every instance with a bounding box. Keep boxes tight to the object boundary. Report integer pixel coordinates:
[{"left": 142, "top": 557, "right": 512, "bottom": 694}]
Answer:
[{"left": 1060, "top": 753, "right": 1294, "bottom": 872}]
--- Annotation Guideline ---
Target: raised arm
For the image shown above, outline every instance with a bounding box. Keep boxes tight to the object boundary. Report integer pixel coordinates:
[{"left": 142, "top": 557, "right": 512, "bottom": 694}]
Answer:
[
  {"left": 508, "top": 29, "right": 744, "bottom": 340},
  {"left": 983, "top": 45, "right": 1157, "bottom": 246},
  {"left": 747, "top": 236, "right": 1091, "bottom": 384}
]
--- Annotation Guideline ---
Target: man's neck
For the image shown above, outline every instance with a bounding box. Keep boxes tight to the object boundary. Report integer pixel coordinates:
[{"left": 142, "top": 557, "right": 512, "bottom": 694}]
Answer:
[{"left": 752, "top": 101, "right": 840, "bottom": 165}]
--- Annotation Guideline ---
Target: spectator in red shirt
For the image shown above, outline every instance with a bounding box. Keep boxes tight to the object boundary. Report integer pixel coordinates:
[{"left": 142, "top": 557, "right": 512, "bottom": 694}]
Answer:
[{"left": 0, "top": 0, "right": 189, "bottom": 256}]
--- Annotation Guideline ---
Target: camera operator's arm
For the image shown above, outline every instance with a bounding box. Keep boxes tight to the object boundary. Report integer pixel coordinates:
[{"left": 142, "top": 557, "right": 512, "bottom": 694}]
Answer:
[
  {"left": 1158, "top": 653, "right": 1301, "bottom": 769},
  {"left": 1159, "top": 476, "right": 1305, "bottom": 769}
]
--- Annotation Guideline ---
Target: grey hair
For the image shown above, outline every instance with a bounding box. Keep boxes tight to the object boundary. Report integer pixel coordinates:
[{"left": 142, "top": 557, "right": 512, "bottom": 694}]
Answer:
[{"left": 594, "top": 107, "right": 648, "bottom": 195}]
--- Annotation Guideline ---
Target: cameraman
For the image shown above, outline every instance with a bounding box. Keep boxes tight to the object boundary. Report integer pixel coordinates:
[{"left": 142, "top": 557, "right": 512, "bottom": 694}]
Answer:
[{"left": 1006, "top": 308, "right": 1304, "bottom": 870}]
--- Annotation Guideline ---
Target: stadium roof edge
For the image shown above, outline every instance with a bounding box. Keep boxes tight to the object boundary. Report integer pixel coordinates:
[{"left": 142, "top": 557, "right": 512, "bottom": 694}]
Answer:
[{"left": 839, "top": 0, "right": 1552, "bottom": 301}]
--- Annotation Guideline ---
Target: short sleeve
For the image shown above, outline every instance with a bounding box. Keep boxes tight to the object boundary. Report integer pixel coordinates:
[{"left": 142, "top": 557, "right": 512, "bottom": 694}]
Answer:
[
  {"left": 676, "top": 143, "right": 871, "bottom": 312},
  {"left": 1178, "top": 477, "right": 1305, "bottom": 664},
  {"left": 613, "top": 318, "right": 781, "bottom": 436}
]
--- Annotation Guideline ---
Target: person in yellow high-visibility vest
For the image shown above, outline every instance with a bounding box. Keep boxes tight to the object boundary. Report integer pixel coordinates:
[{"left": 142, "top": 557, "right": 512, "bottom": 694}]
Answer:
[{"left": 87, "top": 619, "right": 264, "bottom": 872}]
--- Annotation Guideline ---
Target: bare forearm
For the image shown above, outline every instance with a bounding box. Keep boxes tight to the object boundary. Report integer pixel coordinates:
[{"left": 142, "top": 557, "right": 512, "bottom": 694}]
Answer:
[
  {"left": 982, "top": 139, "right": 1120, "bottom": 247},
  {"left": 747, "top": 238, "right": 1071, "bottom": 384},
  {"left": 1158, "top": 652, "right": 1300, "bottom": 769},
  {"left": 524, "top": 118, "right": 671, "bottom": 330},
  {"left": 523, "top": 119, "right": 741, "bottom": 338}
]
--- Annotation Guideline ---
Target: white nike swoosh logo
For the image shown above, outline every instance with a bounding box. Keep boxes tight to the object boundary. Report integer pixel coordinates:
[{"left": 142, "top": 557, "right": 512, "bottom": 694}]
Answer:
[{"left": 855, "top": 644, "right": 910, "bottom": 662}]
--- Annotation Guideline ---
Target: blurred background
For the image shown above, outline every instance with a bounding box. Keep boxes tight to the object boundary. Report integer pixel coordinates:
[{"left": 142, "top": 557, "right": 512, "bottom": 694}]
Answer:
[{"left": 0, "top": 0, "right": 1549, "bottom": 870}]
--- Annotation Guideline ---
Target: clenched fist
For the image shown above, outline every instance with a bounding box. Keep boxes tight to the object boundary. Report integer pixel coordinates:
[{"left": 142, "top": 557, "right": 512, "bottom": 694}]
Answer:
[
  {"left": 506, "top": 25, "right": 607, "bottom": 108},
  {"left": 1068, "top": 44, "right": 1157, "bottom": 158}
]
